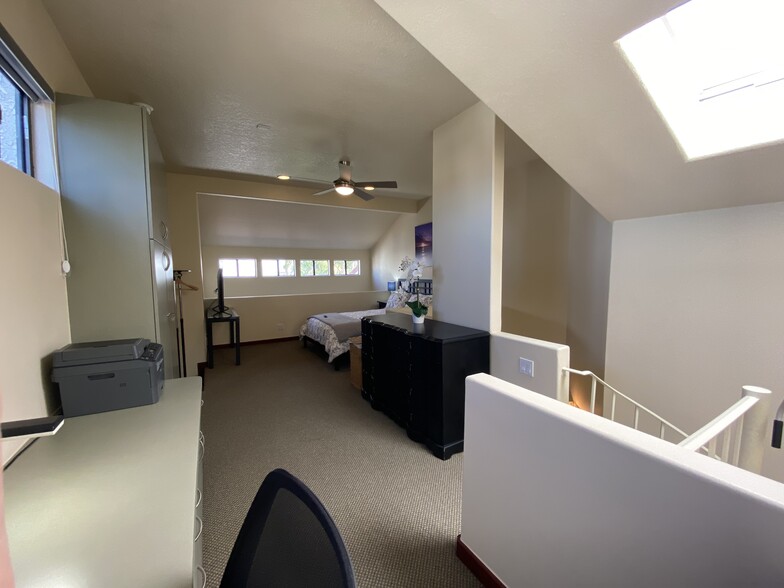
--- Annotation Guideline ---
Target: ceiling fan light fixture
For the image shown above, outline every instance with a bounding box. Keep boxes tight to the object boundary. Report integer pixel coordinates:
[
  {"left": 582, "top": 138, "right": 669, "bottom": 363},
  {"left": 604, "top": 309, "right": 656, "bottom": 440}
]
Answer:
[{"left": 335, "top": 185, "right": 354, "bottom": 196}]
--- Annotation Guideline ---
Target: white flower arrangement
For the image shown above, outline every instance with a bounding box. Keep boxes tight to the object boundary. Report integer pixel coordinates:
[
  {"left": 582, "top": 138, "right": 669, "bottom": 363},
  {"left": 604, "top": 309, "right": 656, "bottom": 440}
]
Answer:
[{"left": 398, "top": 256, "right": 427, "bottom": 318}]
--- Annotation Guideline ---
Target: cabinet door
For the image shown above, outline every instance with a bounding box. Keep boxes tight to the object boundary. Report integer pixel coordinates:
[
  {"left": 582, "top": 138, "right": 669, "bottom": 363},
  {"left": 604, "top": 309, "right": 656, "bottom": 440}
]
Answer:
[
  {"left": 143, "top": 111, "right": 171, "bottom": 248},
  {"left": 151, "top": 241, "right": 178, "bottom": 379}
]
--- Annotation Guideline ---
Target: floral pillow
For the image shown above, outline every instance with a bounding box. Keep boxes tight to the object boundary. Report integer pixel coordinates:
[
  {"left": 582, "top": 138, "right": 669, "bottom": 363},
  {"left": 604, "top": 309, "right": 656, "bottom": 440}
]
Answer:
[{"left": 385, "top": 291, "right": 410, "bottom": 309}]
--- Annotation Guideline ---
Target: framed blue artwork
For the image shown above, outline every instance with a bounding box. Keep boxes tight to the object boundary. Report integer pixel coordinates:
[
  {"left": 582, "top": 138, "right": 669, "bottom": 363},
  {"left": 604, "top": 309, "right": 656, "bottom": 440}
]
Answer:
[{"left": 415, "top": 222, "right": 432, "bottom": 267}]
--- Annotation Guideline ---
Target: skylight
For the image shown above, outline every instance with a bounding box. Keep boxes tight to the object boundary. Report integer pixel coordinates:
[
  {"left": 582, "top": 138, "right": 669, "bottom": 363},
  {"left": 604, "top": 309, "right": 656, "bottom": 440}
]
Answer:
[{"left": 617, "top": 0, "right": 784, "bottom": 160}]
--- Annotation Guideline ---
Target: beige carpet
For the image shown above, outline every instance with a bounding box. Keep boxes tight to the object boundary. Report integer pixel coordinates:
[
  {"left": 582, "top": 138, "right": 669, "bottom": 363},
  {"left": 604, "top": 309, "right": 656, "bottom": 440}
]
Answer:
[{"left": 201, "top": 340, "right": 481, "bottom": 588}]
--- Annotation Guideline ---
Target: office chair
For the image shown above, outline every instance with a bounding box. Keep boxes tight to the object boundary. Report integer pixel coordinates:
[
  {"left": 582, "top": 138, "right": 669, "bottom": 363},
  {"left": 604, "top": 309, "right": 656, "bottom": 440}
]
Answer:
[{"left": 220, "top": 468, "right": 356, "bottom": 588}]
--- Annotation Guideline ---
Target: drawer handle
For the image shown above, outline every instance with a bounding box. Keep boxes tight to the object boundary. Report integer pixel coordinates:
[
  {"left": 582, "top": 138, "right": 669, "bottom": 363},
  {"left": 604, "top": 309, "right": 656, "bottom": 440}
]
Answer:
[
  {"left": 160, "top": 220, "right": 169, "bottom": 241},
  {"left": 195, "top": 565, "right": 206, "bottom": 588},
  {"left": 195, "top": 487, "right": 202, "bottom": 508},
  {"left": 194, "top": 515, "right": 203, "bottom": 542},
  {"left": 198, "top": 438, "right": 205, "bottom": 462}
]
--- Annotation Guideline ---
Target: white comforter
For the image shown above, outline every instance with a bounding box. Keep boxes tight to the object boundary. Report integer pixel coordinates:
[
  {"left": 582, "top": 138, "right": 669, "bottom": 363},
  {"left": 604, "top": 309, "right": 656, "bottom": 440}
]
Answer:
[{"left": 299, "top": 309, "right": 386, "bottom": 362}]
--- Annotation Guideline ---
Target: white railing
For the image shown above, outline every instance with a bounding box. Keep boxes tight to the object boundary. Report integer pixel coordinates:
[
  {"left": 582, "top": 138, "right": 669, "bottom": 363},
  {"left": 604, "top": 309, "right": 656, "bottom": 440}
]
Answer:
[
  {"left": 563, "top": 368, "right": 773, "bottom": 473},
  {"left": 563, "top": 368, "right": 690, "bottom": 442},
  {"left": 678, "top": 385, "right": 772, "bottom": 473}
]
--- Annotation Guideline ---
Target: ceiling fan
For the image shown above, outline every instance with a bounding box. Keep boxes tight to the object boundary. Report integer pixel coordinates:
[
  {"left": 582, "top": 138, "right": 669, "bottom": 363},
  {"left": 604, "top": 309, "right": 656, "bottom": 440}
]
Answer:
[{"left": 310, "top": 160, "right": 398, "bottom": 201}]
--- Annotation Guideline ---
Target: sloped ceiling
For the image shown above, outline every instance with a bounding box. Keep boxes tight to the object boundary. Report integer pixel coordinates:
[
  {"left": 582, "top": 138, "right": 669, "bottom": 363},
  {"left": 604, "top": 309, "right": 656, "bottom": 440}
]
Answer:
[
  {"left": 42, "top": 0, "right": 478, "bottom": 199},
  {"left": 374, "top": 0, "right": 784, "bottom": 221},
  {"left": 198, "top": 195, "right": 403, "bottom": 250}
]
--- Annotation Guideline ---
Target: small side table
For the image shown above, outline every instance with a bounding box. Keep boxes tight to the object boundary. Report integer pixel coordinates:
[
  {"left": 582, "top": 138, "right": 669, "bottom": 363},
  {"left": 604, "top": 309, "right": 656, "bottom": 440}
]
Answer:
[{"left": 205, "top": 308, "right": 240, "bottom": 369}]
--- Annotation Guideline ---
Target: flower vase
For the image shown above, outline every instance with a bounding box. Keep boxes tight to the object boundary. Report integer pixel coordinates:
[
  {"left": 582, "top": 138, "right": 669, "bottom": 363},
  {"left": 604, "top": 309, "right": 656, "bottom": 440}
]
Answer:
[{"left": 412, "top": 314, "right": 425, "bottom": 324}]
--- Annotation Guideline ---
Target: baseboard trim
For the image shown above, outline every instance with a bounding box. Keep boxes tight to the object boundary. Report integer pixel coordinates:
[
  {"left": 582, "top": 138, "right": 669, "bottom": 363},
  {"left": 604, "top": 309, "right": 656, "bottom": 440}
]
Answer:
[
  {"left": 213, "top": 336, "right": 298, "bottom": 349},
  {"left": 456, "top": 535, "right": 505, "bottom": 588}
]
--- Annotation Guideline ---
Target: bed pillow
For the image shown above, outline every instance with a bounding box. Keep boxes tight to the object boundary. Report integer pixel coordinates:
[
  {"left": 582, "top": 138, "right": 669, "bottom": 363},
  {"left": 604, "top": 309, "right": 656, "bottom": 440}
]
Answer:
[{"left": 385, "top": 291, "right": 409, "bottom": 309}]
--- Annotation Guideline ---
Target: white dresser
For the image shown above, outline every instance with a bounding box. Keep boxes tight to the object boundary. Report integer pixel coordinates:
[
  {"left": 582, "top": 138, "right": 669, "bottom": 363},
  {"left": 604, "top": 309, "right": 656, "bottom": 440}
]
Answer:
[{"left": 4, "top": 377, "right": 204, "bottom": 587}]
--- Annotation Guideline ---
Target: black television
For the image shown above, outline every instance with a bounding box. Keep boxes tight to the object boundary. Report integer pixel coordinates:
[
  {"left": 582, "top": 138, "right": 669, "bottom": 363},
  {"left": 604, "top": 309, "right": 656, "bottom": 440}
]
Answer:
[{"left": 213, "top": 268, "right": 229, "bottom": 316}]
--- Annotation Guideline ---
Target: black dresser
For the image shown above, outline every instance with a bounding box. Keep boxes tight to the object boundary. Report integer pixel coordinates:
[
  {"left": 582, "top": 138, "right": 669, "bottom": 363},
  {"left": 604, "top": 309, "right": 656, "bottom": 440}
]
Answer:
[{"left": 361, "top": 313, "right": 490, "bottom": 459}]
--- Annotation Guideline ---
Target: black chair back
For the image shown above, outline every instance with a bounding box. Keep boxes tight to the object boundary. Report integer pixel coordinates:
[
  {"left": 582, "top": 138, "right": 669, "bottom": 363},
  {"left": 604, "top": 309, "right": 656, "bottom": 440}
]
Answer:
[{"left": 220, "top": 468, "right": 356, "bottom": 588}]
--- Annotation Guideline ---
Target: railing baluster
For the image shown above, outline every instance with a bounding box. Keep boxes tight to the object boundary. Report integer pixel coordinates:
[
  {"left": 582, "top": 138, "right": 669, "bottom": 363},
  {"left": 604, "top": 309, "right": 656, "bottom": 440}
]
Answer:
[
  {"left": 721, "top": 429, "right": 731, "bottom": 462},
  {"left": 562, "top": 369, "right": 771, "bottom": 474},
  {"left": 731, "top": 418, "right": 743, "bottom": 466}
]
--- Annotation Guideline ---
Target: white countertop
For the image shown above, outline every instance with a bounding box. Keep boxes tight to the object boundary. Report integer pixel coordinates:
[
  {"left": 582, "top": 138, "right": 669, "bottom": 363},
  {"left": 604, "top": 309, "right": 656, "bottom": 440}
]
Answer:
[{"left": 4, "top": 377, "right": 202, "bottom": 587}]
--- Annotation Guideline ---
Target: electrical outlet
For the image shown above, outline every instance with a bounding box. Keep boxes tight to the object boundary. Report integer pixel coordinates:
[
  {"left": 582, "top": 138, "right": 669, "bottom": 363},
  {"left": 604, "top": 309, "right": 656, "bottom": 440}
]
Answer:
[{"left": 519, "top": 357, "right": 534, "bottom": 377}]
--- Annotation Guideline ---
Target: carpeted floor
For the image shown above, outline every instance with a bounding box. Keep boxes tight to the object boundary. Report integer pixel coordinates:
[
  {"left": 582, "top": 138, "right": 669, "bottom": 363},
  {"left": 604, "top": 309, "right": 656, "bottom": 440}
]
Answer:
[{"left": 201, "top": 340, "right": 481, "bottom": 588}]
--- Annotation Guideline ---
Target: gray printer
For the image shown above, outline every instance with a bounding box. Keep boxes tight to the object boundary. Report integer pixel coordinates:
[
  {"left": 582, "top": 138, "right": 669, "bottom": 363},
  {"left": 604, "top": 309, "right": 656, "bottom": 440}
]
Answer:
[{"left": 52, "top": 338, "right": 164, "bottom": 417}]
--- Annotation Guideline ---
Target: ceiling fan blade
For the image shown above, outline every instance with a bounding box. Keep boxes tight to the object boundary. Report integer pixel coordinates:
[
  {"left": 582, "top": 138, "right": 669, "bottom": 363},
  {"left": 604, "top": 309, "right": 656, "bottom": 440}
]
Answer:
[
  {"left": 355, "top": 180, "right": 397, "bottom": 189},
  {"left": 338, "top": 160, "right": 351, "bottom": 181},
  {"left": 312, "top": 186, "right": 335, "bottom": 196},
  {"left": 354, "top": 187, "right": 375, "bottom": 201}
]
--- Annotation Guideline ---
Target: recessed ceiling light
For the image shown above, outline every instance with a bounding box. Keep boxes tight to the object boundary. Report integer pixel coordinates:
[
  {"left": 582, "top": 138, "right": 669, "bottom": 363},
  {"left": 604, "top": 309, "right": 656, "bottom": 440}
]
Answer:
[
  {"left": 277, "top": 175, "right": 290, "bottom": 180},
  {"left": 364, "top": 186, "right": 375, "bottom": 191},
  {"left": 617, "top": 0, "right": 784, "bottom": 160}
]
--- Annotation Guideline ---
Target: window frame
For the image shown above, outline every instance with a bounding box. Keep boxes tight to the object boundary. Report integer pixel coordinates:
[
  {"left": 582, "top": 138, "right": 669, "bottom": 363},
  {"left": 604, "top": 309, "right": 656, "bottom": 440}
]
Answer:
[
  {"left": 260, "top": 258, "right": 297, "bottom": 277},
  {"left": 333, "top": 259, "right": 361, "bottom": 276},
  {"left": 299, "top": 259, "right": 331, "bottom": 277},
  {"left": 218, "top": 258, "right": 258, "bottom": 278},
  {"left": 0, "top": 20, "right": 49, "bottom": 177}
]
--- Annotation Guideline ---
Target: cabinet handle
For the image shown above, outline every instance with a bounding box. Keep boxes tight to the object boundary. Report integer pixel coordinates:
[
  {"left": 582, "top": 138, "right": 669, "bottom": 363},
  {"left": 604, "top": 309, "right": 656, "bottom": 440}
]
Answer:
[
  {"left": 195, "top": 487, "right": 202, "bottom": 508},
  {"left": 162, "top": 251, "right": 171, "bottom": 271},
  {"left": 194, "top": 515, "right": 203, "bottom": 542},
  {"left": 198, "top": 437, "right": 205, "bottom": 462},
  {"left": 160, "top": 220, "right": 169, "bottom": 241},
  {"left": 195, "top": 565, "right": 207, "bottom": 588}
]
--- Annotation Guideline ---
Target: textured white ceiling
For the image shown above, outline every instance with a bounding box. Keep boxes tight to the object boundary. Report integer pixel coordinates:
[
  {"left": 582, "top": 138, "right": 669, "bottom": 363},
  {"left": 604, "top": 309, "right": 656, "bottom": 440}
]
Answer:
[
  {"left": 198, "top": 194, "right": 403, "bottom": 249},
  {"left": 42, "top": 0, "right": 477, "bottom": 199},
  {"left": 375, "top": 0, "right": 784, "bottom": 220}
]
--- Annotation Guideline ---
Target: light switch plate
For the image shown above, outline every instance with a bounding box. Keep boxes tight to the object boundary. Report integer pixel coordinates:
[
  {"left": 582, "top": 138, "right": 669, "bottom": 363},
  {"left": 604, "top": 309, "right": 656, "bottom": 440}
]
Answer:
[{"left": 519, "top": 357, "right": 534, "bottom": 377}]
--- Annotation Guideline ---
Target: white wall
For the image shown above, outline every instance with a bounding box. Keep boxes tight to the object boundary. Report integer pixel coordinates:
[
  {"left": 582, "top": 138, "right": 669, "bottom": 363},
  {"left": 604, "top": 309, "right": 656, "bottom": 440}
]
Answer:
[
  {"left": 432, "top": 102, "right": 504, "bottom": 331},
  {"left": 202, "top": 246, "right": 373, "bottom": 296},
  {"left": 0, "top": 0, "right": 92, "bottom": 465},
  {"left": 208, "top": 291, "right": 383, "bottom": 345},
  {"left": 502, "top": 154, "right": 570, "bottom": 342},
  {"left": 605, "top": 201, "right": 784, "bottom": 482},
  {"left": 490, "top": 333, "right": 569, "bottom": 402},
  {"left": 566, "top": 188, "right": 613, "bottom": 409},
  {"left": 462, "top": 373, "right": 784, "bottom": 587},
  {"left": 371, "top": 198, "right": 432, "bottom": 290},
  {"left": 502, "top": 129, "right": 612, "bottom": 409}
]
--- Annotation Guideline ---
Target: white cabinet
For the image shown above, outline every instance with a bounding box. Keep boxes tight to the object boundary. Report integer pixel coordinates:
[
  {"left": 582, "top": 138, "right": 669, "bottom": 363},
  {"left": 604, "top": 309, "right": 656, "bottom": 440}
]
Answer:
[
  {"left": 57, "top": 94, "right": 177, "bottom": 378},
  {"left": 4, "top": 377, "right": 203, "bottom": 587}
]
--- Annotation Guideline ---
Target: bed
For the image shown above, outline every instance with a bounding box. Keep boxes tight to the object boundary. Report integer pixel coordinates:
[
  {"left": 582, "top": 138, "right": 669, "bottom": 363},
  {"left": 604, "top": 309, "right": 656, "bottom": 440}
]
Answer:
[{"left": 299, "top": 279, "right": 433, "bottom": 369}]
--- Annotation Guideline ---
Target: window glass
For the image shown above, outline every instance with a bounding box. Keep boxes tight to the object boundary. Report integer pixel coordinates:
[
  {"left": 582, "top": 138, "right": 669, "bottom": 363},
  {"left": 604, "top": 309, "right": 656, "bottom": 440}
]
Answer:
[
  {"left": 219, "top": 258, "right": 238, "bottom": 278},
  {"left": 237, "top": 258, "right": 257, "bottom": 277},
  {"left": 346, "top": 260, "right": 360, "bottom": 275},
  {"left": 300, "top": 260, "right": 314, "bottom": 276},
  {"left": 278, "top": 259, "right": 296, "bottom": 276},
  {"left": 261, "top": 259, "right": 279, "bottom": 277},
  {"left": 333, "top": 260, "right": 346, "bottom": 276},
  {"left": 0, "top": 70, "right": 29, "bottom": 173},
  {"left": 314, "top": 260, "right": 330, "bottom": 276}
]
